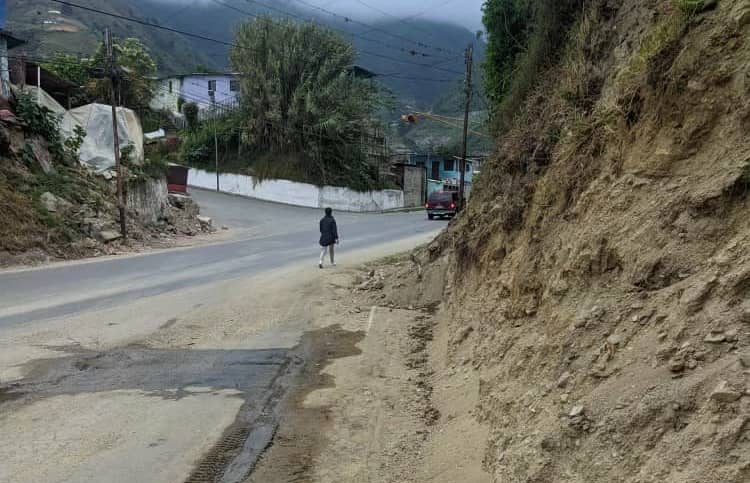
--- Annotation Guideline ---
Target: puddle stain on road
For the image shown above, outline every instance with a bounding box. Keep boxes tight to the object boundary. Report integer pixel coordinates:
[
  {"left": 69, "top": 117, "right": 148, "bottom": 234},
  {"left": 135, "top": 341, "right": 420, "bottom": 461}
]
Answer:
[
  {"left": 244, "top": 325, "right": 365, "bottom": 483},
  {"left": 0, "top": 324, "right": 365, "bottom": 483}
]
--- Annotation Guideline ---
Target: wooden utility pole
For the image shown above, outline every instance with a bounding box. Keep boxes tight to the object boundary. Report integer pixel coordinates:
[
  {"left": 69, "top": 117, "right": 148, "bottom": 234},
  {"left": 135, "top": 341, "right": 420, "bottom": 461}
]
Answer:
[
  {"left": 458, "top": 43, "right": 473, "bottom": 212},
  {"left": 105, "top": 28, "right": 127, "bottom": 238},
  {"left": 214, "top": 116, "right": 220, "bottom": 192}
]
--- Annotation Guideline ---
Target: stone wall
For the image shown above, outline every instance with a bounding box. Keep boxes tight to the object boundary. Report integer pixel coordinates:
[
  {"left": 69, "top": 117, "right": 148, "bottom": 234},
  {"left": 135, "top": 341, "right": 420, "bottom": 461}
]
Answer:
[{"left": 127, "top": 177, "right": 169, "bottom": 225}]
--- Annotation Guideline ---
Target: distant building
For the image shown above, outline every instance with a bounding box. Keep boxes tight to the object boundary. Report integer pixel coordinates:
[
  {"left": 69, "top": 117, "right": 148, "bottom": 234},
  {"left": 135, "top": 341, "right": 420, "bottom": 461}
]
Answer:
[
  {"left": 9, "top": 59, "right": 78, "bottom": 108},
  {"left": 150, "top": 65, "right": 377, "bottom": 121},
  {"left": 394, "top": 152, "right": 476, "bottom": 198},
  {"left": 0, "top": 30, "right": 26, "bottom": 99},
  {"left": 149, "top": 72, "right": 241, "bottom": 119}
]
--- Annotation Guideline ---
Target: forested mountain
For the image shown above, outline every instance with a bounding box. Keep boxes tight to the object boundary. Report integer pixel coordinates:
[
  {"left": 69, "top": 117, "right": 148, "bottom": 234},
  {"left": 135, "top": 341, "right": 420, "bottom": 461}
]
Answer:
[{"left": 7, "top": 0, "right": 485, "bottom": 110}]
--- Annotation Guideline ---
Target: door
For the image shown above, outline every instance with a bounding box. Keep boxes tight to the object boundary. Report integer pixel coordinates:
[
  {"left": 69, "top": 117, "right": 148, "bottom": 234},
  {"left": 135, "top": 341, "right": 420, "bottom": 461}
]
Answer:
[{"left": 431, "top": 161, "right": 440, "bottom": 180}]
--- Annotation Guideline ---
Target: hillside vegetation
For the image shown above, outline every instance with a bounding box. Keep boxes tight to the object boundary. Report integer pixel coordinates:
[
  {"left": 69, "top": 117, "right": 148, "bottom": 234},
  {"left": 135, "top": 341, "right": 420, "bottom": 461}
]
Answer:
[
  {"left": 7, "top": 0, "right": 483, "bottom": 109},
  {"left": 373, "top": 0, "right": 750, "bottom": 481},
  {"left": 0, "top": 96, "right": 209, "bottom": 266}
]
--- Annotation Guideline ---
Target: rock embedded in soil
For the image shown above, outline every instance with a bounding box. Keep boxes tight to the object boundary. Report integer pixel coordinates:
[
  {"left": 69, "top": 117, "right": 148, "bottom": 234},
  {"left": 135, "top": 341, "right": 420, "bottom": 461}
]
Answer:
[
  {"left": 556, "top": 371, "right": 572, "bottom": 388},
  {"left": 98, "top": 230, "right": 122, "bottom": 243},
  {"left": 704, "top": 333, "right": 727, "bottom": 343},
  {"left": 569, "top": 405, "right": 585, "bottom": 418},
  {"left": 40, "top": 192, "right": 72, "bottom": 213},
  {"left": 710, "top": 381, "right": 742, "bottom": 403},
  {"left": 669, "top": 359, "right": 685, "bottom": 373}
]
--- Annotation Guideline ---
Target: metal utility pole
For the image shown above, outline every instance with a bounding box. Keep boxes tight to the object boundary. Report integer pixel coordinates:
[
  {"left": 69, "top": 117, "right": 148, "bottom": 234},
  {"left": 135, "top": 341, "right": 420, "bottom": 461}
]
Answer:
[
  {"left": 458, "top": 43, "right": 473, "bottom": 212},
  {"left": 105, "top": 28, "right": 127, "bottom": 238}
]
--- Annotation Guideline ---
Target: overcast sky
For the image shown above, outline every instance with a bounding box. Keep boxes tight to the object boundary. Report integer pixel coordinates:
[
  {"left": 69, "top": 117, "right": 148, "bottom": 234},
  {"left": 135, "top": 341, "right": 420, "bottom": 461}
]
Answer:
[
  {"left": 299, "top": 0, "right": 486, "bottom": 31},
  {"left": 154, "top": 0, "right": 486, "bottom": 31}
]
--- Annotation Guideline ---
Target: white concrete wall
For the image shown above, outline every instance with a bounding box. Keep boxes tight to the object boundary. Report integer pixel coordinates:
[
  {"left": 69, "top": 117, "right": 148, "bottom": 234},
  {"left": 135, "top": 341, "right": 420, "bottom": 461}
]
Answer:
[
  {"left": 189, "top": 169, "right": 404, "bottom": 212},
  {"left": 149, "top": 78, "right": 181, "bottom": 115}
]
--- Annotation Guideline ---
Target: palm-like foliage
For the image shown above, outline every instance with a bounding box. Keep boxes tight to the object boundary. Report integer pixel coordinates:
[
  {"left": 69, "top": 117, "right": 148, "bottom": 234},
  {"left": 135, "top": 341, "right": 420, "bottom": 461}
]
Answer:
[{"left": 231, "top": 17, "right": 381, "bottom": 189}]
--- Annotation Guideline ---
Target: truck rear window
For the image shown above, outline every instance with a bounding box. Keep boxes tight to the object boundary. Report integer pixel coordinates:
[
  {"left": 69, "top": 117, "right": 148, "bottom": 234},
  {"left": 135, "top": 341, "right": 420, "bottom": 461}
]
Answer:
[{"left": 429, "top": 192, "right": 454, "bottom": 202}]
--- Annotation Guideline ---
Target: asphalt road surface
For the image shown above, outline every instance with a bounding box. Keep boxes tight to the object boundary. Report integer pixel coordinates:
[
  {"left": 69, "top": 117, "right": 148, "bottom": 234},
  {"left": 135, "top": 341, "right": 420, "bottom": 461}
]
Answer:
[
  {"left": 0, "top": 189, "right": 444, "bottom": 327},
  {"left": 0, "top": 189, "right": 445, "bottom": 483}
]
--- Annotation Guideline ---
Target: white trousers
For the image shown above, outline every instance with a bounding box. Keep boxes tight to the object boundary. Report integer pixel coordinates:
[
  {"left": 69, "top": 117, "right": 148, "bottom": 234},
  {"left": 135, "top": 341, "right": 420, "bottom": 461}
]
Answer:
[{"left": 319, "top": 245, "right": 335, "bottom": 265}]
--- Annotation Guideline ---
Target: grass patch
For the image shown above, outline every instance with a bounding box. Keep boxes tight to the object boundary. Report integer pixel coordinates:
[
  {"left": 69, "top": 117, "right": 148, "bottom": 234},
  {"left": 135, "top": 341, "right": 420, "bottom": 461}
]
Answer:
[{"left": 673, "top": 0, "right": 712, "bottom": 15}]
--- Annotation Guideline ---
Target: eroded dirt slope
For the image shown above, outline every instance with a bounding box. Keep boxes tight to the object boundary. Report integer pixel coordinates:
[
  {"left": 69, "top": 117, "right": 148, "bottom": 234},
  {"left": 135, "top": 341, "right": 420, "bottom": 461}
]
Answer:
[{"left": 379, "top": 1, "right": 750, "bottom": 482}]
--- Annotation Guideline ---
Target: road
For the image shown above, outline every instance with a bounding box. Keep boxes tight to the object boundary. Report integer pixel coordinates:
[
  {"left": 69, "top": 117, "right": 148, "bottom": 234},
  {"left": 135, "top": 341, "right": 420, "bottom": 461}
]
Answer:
[
  {"left": 0, "top": 189, "right": 445, "bottom": 483},
  {"left": 0, "top": 189, "right": 441, "bottom": 327}
]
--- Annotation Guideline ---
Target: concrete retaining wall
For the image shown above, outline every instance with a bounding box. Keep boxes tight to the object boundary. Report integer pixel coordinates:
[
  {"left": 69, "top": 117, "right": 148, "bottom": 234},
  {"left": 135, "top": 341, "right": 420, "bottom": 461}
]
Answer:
[{"left": 189, "top": 169, "right": 404, "bottom": 212}]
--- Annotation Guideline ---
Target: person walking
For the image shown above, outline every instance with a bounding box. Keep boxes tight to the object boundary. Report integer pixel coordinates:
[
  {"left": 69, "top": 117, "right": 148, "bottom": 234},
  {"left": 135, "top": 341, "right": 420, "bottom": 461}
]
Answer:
[{"left": 319, "top": 207, "right": 339, "bottom": 269}]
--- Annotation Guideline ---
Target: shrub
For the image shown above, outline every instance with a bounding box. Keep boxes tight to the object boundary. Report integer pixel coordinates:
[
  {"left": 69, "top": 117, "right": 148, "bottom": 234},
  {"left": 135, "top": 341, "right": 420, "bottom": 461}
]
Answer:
[
  {"left": 14, "top": 94, "right": 65, "bottom": 161},
  {"left": 482, "top": 0, "right": 586, "bottom": 132},
  {"left": 182, "top": 102, "right": 199, "bottom": 131},
  {"left": 673, "top": 0, "right": 711, "bottom": 15},
  {"left": 64, "top": 125, "right": 86, "bottom": 161}
]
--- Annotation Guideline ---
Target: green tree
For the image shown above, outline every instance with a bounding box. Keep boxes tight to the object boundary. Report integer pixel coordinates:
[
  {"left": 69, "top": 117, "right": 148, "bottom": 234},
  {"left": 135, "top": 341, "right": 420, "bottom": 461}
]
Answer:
[
  {"left": 90, "top": 37, "right": 158, "bottom": 109},
  {"left": 42, "top": 53, "right": 92, "bottom": 87},
  {"left": 482, "top": 0, "right": 583, "bottom": 129},
  {"left": 230, "top": 17, "right": 382, "bottom": 190},
  {"left": 481, "top": 0, "right": 533, "bottom": 105}
]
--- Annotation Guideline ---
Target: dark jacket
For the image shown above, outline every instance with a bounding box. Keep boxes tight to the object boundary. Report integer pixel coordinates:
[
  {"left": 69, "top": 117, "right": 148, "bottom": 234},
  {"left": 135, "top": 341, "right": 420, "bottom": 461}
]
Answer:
[{"left": 319, "top": 215, "right": 339, "bottom": 246}]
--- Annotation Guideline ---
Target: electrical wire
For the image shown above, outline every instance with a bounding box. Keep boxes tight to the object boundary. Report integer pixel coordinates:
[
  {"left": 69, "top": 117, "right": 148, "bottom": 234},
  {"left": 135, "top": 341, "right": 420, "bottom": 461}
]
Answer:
[
  {"left": 9, "top": 52, "right": 461, "bottom": 84},
  {"left": 350, "top": 0, "right": 450, "bottom": 43},
  {"left": 217, "top": 0, "right": 464, "bottom": 75},
  {"left": 236, "top": 0, "right": 456, "bottom": 61},
  {"left": 289, "top": 0, "right": 463, "bottom": 56},
  {"left": 49, "top": 0, "right": 464, "bottom": 76}
]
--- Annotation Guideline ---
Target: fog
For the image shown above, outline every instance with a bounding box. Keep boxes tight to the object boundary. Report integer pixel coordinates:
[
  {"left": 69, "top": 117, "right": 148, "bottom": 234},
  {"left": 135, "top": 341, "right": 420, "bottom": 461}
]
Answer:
[
  {"left": 294, "top": 0, "right": 485, "bottom": 30},
  {"left": 155, "top": 0, "right": 486, "bottom": 31}
]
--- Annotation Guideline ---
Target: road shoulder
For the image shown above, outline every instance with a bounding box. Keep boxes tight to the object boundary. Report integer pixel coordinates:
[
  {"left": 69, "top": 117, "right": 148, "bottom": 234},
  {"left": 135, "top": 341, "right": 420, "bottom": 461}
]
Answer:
[{"left": 246, "top": 257, "right": 492, "bottom": 482}]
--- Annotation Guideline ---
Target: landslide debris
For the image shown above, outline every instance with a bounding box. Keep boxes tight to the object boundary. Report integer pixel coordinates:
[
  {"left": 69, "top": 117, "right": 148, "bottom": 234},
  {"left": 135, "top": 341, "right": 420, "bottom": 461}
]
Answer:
[
  {"left": 0, "top": 99, "right": 210, "bottom": 267},
  {"left": 374, "top": 1, "right": 750, "bottom": 482}
]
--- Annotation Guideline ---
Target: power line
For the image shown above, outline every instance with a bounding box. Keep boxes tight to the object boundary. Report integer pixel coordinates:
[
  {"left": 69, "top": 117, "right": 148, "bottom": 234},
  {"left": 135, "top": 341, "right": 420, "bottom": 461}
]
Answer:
[
  {"left": 49, "top": 0, "right": 464, "bottom": 77},
  {"left": 238, "top": 0, "right": 455, "bottom": 61},
  {"left": 220, "top": 0, "right": 463, "bottom": 73},
  {"left": 399, "top": 0, "right": 464, "bottom": 23},
  {"left": 151, "top": 85, "right": 384, "bottom": 149},
  {"left": 350, "top": 0, "right": 449, "bottom": 42},
  {"left": 290, "top": 0, "right": 463, "bottom": 56},
  {"left": 8, "top": 53, "right": 461, "bottom": 84}
]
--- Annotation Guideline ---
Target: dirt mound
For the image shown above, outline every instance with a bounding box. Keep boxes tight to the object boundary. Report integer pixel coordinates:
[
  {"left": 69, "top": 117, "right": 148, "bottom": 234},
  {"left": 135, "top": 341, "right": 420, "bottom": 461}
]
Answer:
[
  {"left": 0, "top": 114, "right": 210, "bottom": 267},
  {"left": 378, "top": 1, "right": 750, "bottom": 482}
]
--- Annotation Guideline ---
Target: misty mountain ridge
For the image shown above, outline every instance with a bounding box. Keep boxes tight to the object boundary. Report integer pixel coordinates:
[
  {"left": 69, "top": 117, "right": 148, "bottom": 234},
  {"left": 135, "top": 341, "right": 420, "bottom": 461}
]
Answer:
[{"left": 8, "top": 0, "right": 484, "bottom": 110}]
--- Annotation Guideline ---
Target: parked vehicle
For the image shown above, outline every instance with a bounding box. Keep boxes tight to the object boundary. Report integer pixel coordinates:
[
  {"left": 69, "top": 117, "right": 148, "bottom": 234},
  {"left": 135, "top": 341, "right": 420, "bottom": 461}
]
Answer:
[{"left": 425, "top": 191, "right": 458, "bottom": 220}]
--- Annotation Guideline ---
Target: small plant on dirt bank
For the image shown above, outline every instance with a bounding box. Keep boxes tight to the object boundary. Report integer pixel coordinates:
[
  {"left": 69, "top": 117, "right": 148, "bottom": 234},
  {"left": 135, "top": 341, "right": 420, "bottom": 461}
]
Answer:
[
  {"left": 14, "top": 95, "right": 65, "bottom": 160},
  {"left": 64, "top": 126, "right": 87, "bottom": 161},
  {"left": 673, "top": 0, "right": 714, "bottom": 16}
]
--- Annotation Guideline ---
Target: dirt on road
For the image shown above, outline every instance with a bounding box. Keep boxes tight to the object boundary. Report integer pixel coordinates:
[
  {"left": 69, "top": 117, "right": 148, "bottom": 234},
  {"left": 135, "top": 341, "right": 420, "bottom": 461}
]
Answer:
[
  {"left": 245, "top": 255, "right": 491, "bottom": 483},
  {"left": 0, "top": 234, "right": 445, "bottom": 483}
]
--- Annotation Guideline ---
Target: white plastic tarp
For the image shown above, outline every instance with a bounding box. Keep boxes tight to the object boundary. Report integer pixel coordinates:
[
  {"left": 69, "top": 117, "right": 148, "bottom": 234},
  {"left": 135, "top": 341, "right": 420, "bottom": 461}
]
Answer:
[
  {"left": 12, "top": 85, "right": 66, "bottom": 116},
  {"left": 144, "top": 128, "right": 165, "bottom": 141},
  {"left": 61, "top": 103, "right": 144, "bottom": 171}
]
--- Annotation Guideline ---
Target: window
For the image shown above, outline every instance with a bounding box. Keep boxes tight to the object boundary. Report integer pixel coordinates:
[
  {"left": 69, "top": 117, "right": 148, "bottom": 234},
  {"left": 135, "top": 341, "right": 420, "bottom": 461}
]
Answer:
[
  {"left": 444, "top": 159, "right": 455, "bottom": 171},
  {"left": 429, "top": 192, "right": 454, "bottom": 203},
  {"left": 168, "top": 80, "right": 173, "bottom": 93},
  {"left": 230, "top": 80, "right": 239, "bottom": 92},
  {"left": 208, "top": 80, "right": 217, "bottom": 93}
]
